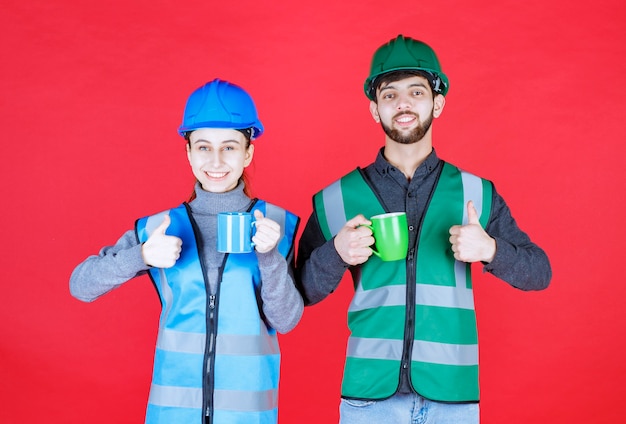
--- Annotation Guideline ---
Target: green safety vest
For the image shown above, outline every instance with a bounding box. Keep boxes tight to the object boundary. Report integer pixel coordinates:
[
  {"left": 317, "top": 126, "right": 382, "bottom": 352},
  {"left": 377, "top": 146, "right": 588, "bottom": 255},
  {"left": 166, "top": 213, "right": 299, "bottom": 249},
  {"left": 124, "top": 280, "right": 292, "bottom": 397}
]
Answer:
[{"left": 313, "top": 162, "right": 492, "bottom": 402}]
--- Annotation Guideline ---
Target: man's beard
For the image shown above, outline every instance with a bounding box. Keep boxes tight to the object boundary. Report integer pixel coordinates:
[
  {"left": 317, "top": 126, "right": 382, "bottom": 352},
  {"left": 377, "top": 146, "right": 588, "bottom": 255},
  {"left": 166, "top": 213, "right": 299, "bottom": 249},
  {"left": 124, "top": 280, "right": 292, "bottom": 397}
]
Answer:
[{"left": 381, "top": 110, "right": 434, "bottom": 145}]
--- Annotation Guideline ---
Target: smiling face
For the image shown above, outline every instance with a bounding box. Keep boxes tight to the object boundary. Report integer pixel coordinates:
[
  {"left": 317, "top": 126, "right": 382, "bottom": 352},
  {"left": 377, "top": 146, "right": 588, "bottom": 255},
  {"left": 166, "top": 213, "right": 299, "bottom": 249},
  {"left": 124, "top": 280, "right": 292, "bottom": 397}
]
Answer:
[
  {"left": 186, "top": 128, "right": 254, "bottom": 193},
  {"left": 370, "top": 74, "right": 445, "bottom": 145}
]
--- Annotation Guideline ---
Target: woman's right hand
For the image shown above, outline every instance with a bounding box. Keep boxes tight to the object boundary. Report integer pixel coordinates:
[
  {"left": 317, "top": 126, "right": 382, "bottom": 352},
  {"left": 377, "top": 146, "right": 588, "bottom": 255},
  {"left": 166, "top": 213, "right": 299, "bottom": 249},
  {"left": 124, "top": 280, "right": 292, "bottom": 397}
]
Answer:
[{"left": 141, "top": 214, "right": 183, "bottom": 268}]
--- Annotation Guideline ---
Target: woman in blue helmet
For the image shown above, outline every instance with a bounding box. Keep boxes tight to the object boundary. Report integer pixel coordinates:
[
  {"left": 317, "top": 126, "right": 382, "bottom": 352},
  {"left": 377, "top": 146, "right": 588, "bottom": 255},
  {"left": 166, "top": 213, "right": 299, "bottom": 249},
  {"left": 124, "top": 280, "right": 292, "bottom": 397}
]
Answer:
[{"left": 70, "top": 79, "right": 302, "bottom": 424}]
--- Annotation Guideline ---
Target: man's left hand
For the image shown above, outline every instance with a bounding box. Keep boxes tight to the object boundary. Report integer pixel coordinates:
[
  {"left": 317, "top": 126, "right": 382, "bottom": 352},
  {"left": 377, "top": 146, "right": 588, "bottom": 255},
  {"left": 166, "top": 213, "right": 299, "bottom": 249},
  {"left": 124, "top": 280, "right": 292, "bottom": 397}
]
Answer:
[{"left": 449, "top": 200, "right": 496, "bottom": 263}]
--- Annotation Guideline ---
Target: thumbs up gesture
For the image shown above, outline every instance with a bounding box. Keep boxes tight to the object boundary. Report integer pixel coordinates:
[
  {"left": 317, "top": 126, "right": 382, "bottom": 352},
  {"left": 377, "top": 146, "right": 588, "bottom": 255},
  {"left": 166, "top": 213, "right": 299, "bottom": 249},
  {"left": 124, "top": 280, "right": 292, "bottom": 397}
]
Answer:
[
  {"left": 448, "top": 201, "right": 496, "bottom": 263},
  {"left": 141, "top": 214, "right": 183, "bottom": 268}
]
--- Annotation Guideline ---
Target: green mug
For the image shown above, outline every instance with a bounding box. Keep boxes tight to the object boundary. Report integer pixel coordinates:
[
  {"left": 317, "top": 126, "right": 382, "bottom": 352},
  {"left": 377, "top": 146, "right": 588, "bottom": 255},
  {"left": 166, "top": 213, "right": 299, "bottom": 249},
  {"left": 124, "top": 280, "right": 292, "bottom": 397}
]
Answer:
[{"left": 364, "top": 212, "right": 409, "bottom": 261}]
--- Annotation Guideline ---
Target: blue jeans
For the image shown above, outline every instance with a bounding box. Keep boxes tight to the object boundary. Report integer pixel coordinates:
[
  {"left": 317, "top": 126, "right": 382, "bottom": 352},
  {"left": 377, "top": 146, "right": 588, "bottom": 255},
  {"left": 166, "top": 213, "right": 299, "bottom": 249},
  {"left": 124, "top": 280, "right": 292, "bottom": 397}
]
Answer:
[{"left": 339, "top": 393, "right": 479, "bottom": 424}]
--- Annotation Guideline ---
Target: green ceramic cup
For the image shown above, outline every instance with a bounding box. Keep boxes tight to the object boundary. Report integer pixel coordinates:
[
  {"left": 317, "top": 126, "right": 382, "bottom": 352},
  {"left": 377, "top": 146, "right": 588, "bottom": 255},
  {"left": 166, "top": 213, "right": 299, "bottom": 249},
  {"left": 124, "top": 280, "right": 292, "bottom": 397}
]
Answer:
[{"left": 364, "top": 212, "right": 409, "bottom": 261}]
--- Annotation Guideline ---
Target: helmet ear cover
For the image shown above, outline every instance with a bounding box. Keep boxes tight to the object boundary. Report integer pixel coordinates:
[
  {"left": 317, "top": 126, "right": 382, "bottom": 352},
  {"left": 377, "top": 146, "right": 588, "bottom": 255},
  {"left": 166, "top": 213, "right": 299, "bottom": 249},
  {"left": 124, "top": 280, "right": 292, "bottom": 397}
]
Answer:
[
  {"left": 236, "top": 128, "right": 253, "bottom": 141},
  {"left": 368, "top": 69, "right": 444, "bottom": 101}
]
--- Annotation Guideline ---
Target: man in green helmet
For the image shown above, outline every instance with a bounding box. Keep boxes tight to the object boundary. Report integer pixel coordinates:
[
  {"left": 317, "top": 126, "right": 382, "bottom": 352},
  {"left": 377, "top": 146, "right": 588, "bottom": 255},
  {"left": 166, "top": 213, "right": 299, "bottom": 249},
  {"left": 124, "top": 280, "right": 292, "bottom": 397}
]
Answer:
[{"left": 295, "top": 35, "right": 552, "bottom": 423}]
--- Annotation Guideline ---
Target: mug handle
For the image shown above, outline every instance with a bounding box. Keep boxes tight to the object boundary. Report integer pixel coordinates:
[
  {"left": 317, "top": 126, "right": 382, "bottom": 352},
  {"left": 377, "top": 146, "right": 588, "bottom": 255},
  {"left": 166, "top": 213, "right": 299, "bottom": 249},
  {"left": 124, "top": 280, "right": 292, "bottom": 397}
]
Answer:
[
  {"left": 250, "top": 220, "right": 257, "bottom": 248},
  {"left": 360, "top": 224, "right": 381, "bottom": 258}
]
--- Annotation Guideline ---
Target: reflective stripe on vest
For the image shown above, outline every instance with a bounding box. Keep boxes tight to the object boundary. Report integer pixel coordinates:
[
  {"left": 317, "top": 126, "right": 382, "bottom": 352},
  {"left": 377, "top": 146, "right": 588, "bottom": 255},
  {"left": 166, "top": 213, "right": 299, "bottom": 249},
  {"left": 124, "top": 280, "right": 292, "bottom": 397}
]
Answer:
[
  {"left": 136, "top": 201, "right": 298, "bottom": 424},
  {"left": 313, "top": 163, "right": 492, "bottom": 402}
]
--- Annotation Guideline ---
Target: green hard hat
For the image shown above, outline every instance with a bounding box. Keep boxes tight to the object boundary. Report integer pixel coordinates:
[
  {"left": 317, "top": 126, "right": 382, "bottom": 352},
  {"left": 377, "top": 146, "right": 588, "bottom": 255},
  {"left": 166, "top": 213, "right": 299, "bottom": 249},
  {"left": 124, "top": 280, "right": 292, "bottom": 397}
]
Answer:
[{"left": 364, "top": 35, "right": 449, "bottom": 100}]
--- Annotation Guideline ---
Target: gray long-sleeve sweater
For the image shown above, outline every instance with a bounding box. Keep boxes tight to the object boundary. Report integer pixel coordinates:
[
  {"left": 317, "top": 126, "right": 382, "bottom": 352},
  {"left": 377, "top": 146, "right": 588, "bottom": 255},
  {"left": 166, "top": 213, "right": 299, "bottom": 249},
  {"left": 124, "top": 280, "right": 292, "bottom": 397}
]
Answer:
[{"left": 70, "top": 182, "right": 303, "bottom": 334}]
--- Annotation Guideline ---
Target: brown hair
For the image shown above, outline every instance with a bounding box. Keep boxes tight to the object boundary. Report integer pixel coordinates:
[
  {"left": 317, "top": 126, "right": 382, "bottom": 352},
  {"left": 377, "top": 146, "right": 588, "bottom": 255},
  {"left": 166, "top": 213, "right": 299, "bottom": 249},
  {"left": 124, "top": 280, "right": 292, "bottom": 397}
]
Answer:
[{"left": 371, "top": 70, "right": 436, "bottom": 103}]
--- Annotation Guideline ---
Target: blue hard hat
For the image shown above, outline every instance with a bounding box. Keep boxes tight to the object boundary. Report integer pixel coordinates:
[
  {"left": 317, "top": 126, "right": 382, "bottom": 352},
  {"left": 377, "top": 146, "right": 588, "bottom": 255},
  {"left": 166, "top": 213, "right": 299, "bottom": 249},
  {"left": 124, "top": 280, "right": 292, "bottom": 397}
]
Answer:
[{"left": 178, "top": 79, "right": 264, "bottom": 139}]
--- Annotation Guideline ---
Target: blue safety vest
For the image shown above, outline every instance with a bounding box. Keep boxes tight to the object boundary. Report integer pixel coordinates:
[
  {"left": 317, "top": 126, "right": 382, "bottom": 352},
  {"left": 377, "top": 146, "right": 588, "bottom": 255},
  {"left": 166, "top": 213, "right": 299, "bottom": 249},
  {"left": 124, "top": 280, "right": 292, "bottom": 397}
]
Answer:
[{"left": 136, "top": 200, "right": 299, "bottom": 424}]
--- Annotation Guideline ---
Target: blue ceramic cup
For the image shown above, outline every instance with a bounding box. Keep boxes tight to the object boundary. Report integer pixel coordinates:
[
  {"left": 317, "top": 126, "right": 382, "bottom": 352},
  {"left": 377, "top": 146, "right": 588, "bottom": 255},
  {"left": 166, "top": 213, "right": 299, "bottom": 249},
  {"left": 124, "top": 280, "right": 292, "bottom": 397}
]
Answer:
[{"left": 217, "top": 212, "right": 256, "bottom": 253}]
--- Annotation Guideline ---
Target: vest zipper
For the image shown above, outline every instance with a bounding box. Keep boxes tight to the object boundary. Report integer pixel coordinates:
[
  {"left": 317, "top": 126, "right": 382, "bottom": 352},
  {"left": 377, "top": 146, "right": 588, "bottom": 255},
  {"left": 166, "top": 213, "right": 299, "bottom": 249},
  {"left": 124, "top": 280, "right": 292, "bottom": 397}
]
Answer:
[
  {"left": 184, "top": 204, "right": 220, "bottom": 424},
  {"left": 204, "top": 255, "right": 227, "bottom": 423},
  {"left": 205, "top": 293, "right": 217, "bottom": 422},
  {"left": 401, "top": 246, "right": 417, "bottom": 386},
  {"left": 400, "top": 164, "right": 442, "bottom": 393}
]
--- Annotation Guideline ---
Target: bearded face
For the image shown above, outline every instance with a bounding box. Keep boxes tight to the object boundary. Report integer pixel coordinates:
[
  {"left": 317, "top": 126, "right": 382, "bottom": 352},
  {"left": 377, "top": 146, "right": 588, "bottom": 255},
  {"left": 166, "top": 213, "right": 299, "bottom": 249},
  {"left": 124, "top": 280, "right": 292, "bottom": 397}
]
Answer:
[{"left": 380, "top": 108, "right": 434, "bottom": 145}]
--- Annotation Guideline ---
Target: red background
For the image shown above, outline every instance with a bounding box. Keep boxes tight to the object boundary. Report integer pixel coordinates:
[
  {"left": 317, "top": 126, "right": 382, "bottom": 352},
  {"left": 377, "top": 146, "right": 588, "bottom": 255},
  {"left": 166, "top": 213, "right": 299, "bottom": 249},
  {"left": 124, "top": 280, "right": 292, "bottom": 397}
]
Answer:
[{"left": 1, "top": 1, "right": 625, "bottom": 422}]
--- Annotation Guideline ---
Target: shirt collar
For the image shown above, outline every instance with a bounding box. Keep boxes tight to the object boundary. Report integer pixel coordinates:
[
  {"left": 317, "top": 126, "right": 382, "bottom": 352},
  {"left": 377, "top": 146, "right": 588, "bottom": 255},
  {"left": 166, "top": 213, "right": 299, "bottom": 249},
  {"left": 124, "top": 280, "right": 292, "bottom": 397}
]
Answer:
[{"left": 373, "top": 147, "right": 440, "bottom": 183}]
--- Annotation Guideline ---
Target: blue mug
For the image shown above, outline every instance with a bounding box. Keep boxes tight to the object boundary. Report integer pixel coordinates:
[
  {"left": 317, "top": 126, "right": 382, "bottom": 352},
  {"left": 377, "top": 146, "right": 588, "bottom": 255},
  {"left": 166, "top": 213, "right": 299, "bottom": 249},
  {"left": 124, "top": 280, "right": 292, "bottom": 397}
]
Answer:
[{"left": 217, "top": 212, "right": 256, "bottom": 253}]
